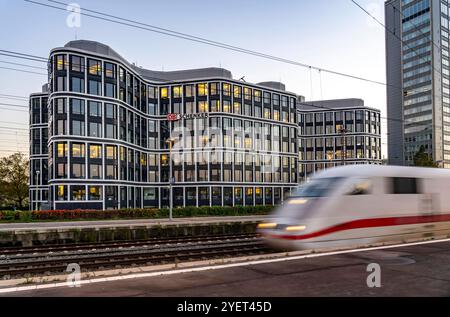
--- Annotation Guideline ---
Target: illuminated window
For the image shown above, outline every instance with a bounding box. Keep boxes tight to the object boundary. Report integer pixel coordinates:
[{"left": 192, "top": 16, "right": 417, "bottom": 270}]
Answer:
[
  {"left": 57, "top": 185, "right": 66, "bottom": 200},
  {"left": 198, "top": 101, "right": 208, "bottom": 112},
  {"left": 244, "top": 87, "right": 252, "bottom": 100},
  {"left": 223, "top": 83, "right": 231, "bottom": 96},
  {"left": 209, "top": 82, "right": 219, "bottom": 95},
  {"left": 160, "top": 87, "right": 168, "bottom": 98},
  {"left": 72, "top": 143, "right": 85, "bottom": 158},
  {"left": 274, "top": 110, "right": 280, "bottom": 121},
  {"left": 210, "top": 100, "right": 220, "bottom": 112},
  {"left": 57, "top": 142, "right": 67, "bottom": 158},
  {"left": 254, "top": 90, "right": 262, "bottom": 102},
  {"left": 198, "top": 83, "right": 208, "bottom": 96},
  {"left": 89, "top": 144, "right": 102, "bottom": 159},
  {"left": 89, "top": 186, "right": 102, "bottom": 200},
  {"left": 172, "top": 86, "right": 182, "bottom": 98},
  {"left": 106, "top": 145, "right": 116, "bottom": 160},
  {"left": 234, "top": 86, "right": 242, "bottom": 98},
  {"left": 161, "top": 154, "right": 168, "bottom": 166},
  {"left": 233, "top": 102, "right": 241, "bottom": 114},
  {"left": 71, "top": 186, "right": 85, "bottom": 200},
  {"left": 56, "top": 55, "right": 67, "bottom": 71},
  {"left": 245, "top": 138, "right": 252, "bottom": 149},
  {"left": 223, "top": 100, "right": 231, "bottom": 113},
  {"left": 141, "top": 153, "right": 147, "bottom": 166},
  {"left": 88, "top": 59, "right": 101, "bottom": 76}
]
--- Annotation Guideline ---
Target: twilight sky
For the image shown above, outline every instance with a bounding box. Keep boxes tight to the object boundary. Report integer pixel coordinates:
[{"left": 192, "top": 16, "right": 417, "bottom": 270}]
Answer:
[{"left": 0, "top": 0, "right": 388, "bottom": 157}]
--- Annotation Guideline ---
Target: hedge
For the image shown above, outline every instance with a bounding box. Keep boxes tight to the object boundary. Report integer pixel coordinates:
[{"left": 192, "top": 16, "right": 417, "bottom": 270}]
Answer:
[{"left": 0, "top": 205, "right": 274, "bottom": 222}]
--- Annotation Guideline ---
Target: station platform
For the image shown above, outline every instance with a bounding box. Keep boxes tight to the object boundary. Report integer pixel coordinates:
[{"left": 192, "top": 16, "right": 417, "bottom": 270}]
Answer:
[{"left": 0, "top": 215, "right": 269, "bottom": 232}]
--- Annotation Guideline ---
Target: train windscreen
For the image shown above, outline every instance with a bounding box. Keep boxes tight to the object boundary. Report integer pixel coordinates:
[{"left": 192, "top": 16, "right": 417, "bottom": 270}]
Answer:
[{"left": 291, "top": 177, "right": 343, "bottom": 198}]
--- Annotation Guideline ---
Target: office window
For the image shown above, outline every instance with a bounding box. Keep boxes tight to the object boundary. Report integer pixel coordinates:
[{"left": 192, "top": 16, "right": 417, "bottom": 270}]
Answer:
[
  {"left": 172, "top": 86, "right": 182, "bottom": 98},
  {"left": 56, "top": 163, "right": 66, "bottom": 178},
  {"left": 234, "top": 85, "right": 242, "bottom": 98},
  {"left": 71, "top": 120, "right": 85, "bottom": 136},
  {"left": 71, "top": 143, "right": 85, "bottom": 158},
  {"left": 89, "top": 101, "right": 102, "bottom": 117},
  {"left": 88, "top": 59, "right": 101, "bottom": 75},
  {"left": 105, "top": 103, "right": 116, "bottom": 119},
  {"left": 56, "top": 142, "right": 67, "bottom": 158},
  {"left": 56, "top": 119, "right": 66, "bottom": 135},
  {"left": 89, "top": 186, "right": 102, "bottom": 200},
  {"left": 56, "top": 54, "right": 67, "bottom": 71},
  {"left": 71, "top": 98, "right": 85, "bottom": 115},
  {"left": 57, "top": 185, "right": 67, "bottom": 200},
  {"left": 71, "top": 77, "right": 84, "bottom": 93},
  {"left": 105, "top": 83, "right": 116, "bottom": 98},
  {"left": 89, "top": 144, "right": 102, "bottom": 159},
  {"left": 106, "top": 145, "right": 117, "bottom": 160},
  {"left": 223, "top": 83, "right": 231, "bottom": 96},
  {"left": 160, "top": 87, "right": 168, "bottom": 98},
  {"left": 88, "top": 80, "right": 101, "bottom": 95},
  {"left": 71, "top": 185, "right": 85, "bottom": 200},
  {"left": 70, "top": 55, "right": 84, "bottom": 72},
  {"left": 56, "top": 98, "right": 66, "bottom": 114},
  {"left": 104, "top": 62, "right": 116, "bottom": 78},
  {"left": 233, "top": 102, "right": 241, "bottom": 114},
  {"left": 197, "top": 83, "right": 208, "bottom": 96},
  {"left": 71, "top": 163, "right": 85, "bottom": 179},
  {"left": 89, "top": 164, "right": 102, "bottom": 179},
  {"left": 185, "top": 85, "right": 195, "bottom": 97},
  {"left": 198, "top": 100, "right": 208, "bottom": 112},
  {"left": 89, "top": 122, "right": 102, "bottom": 137}
]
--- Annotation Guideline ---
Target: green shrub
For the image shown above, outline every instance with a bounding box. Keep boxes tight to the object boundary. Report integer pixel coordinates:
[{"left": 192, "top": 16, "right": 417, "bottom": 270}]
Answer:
[{"left": 0, "top": 205, "right": 274, "bottom": 222}]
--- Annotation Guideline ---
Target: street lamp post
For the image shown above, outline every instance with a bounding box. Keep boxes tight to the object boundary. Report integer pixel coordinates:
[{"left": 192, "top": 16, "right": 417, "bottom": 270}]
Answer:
[
  {"left": 35, "top": 170, "right": 40, "bottom": 211},
  {"left": 339, "top": 127, "right": 348, "bottom": 166}
]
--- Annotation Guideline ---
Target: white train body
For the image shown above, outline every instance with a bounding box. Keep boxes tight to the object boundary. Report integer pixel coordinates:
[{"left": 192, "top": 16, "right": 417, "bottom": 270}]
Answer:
[{"left": 259, "top": 165, "right": 450, "bottom": 251}]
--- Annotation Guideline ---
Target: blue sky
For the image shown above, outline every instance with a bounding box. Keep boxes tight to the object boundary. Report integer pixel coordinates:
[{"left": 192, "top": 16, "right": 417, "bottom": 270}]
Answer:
[{"left": 0, "top": 0, "right": 388, "bottom": 157}]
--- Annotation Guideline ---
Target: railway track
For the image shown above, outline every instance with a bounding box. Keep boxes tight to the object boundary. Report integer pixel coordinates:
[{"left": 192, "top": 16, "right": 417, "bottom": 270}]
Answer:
[{"left": 0, "top": 233, "right": 272, "bottom": 278}]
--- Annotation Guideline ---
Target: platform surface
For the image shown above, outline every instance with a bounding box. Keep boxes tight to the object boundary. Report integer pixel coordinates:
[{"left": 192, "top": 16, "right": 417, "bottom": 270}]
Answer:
[{"left": 0, "top": 215, "right": 269, "bottom": 232}]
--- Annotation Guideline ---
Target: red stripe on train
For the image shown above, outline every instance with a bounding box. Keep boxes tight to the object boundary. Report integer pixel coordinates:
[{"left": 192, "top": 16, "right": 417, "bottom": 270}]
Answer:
[{"left": 266, "top": 214, "right": 450, "bottom": 241}]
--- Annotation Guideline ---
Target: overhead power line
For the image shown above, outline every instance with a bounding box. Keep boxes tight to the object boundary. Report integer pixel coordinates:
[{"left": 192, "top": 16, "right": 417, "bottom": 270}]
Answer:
[
  {"left": 24, "top": 0, "right": 391, "bottom": 88},
  {"left": 0, "top": 65, "right": 47, "bottom": 76},
  {"left": 0, "top": 60, "right": 47, "bottom": 70}
]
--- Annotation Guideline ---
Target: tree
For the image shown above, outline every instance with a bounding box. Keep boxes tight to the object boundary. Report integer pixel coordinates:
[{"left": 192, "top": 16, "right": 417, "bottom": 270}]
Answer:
[
  {"left": 413, "top": 145, "right": 438, "bottom": 168},
  {"left": 0, "top": 153, "right": 29, "bottom": 209}
]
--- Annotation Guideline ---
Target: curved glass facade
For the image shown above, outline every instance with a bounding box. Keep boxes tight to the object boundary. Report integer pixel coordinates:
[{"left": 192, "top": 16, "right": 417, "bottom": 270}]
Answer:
[
  {"left": 29, "top": 41, "right": 382, "bottom": 211},
  {"left": 42, "top": 45, "right": 299, "bottom": 210}
]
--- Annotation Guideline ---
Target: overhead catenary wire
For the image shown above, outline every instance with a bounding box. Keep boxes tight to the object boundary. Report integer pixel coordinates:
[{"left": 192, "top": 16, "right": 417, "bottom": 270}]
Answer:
[{"left": 24, "top": 0, "right": 391, "bottom": 88}]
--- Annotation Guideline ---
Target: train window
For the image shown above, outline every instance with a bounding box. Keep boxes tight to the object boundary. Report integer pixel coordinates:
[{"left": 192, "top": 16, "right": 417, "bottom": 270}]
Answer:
[
  {"left": 346, "top": 179, "right": 372, "bottom": 195},
  {"left": 390, "top": 177, "right": 419, "bottom": 194},
  {"left": 291, "top": 177, "right": 342, "bottom": 198}
]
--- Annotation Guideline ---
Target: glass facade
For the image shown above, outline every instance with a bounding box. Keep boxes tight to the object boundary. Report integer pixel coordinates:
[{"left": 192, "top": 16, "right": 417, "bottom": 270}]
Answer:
[
  {"left": 29, "top": 41, "right": 382, "bottom": 211},
  {"left": 29, "top": 93, "right": 49, "bottom": 210},
  {"left": 298, "top": 105, "right": 382, "bottom": 181}
]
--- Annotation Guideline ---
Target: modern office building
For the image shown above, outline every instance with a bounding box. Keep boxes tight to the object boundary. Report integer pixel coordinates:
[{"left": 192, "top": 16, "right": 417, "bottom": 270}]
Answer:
[
  {"left": 30, "top": 40, "right": 301, "bottom": 210},
  {"left": 28, "top": 40, "right": 383, "bottom": 210},
  {"left": 386, "top": 0, "right": 450, "bottom": 167},
  {"left": 29, "top": 88, "right": 49, "bottom": 211},
  {"left": 298, "top": 99, "right": 382, "bottom": 181}
]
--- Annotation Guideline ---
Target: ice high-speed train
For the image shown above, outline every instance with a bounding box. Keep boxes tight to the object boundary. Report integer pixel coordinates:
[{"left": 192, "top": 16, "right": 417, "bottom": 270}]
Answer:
[{"left": 258, "top": 165, "right": 450, "bottom": 251}]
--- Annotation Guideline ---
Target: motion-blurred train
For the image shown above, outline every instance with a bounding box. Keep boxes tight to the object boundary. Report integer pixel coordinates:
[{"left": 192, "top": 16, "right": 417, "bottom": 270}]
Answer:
[{"left": 258, "top": 165, "right": 450, "bottom": 251}]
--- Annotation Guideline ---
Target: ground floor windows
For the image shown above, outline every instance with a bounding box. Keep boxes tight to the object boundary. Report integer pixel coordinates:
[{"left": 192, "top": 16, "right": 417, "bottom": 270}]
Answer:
[{"left": 50, "top": 185, "right": 293, "bottom": 210}]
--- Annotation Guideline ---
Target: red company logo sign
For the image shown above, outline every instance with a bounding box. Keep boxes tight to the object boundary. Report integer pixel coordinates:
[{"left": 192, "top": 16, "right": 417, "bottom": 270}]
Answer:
[
  {"left": 166, "top": 113, "right": 209, "bottom": 121},
  {"left": 166, "top": 113, "right": 181, "bottom": 121}
]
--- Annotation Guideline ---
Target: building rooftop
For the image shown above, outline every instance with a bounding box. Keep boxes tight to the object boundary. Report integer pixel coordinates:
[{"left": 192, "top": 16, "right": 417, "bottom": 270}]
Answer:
[{"left": 298, "top": 98, "right": 376, "bottom": 111}]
